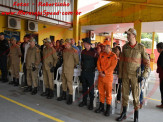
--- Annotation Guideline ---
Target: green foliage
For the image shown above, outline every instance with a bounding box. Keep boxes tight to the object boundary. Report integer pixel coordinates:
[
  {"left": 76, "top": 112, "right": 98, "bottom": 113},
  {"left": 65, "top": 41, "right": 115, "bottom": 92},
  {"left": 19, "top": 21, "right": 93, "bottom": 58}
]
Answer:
[
  {"left": 141, "top": 33, "right": 159, "bottom": 44},
  {"left": 141, "top": 41, "right": 152, "bottom": 49}
]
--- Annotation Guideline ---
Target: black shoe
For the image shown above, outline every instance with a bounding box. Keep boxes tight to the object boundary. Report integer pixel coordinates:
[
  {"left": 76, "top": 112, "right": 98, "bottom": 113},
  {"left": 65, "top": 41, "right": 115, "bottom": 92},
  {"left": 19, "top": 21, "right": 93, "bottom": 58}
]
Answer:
[
  {"left": 2, "top": 79, "right": 8, "bottom": 83},
  {"left": 79, "top": 101, "right": 87, "bottom": 107},
  {"left": 104, "top": 104, "right": 111, "bottom": 116},
  {"left": 9, "top": 77, "right": 15, "bottom": 85},
  {"left": 134, "top": 110, "right": 138, "bottom": 122},
  {"left": 88, "top": 101, "right": 94, "bottom": 110},
  {"left": 24, "top": 86, "right": 32, "bottom": 92},
  {"left": 95, "top": 102, "right": 104, "bottom": 113},
  {"left": 31, "top": 87, "right": 37, "bottom": 95},
  {"left": 116, "top": 106, "right": 127, "bottom": 121},
  {"left": 41, "top": 88, "right": 50, "bottom": 96},
  {"left": 67, "top": 94, "right": 73, "bottom": 105},
  {"left": 57, "top": 91, "right": 67, "bottom": 101},
  {"left": 47, "top": 89, "right": 54, "bottom": 99},
  {"left": 14, "top": 78, "right": 19, "bottom": 86}
]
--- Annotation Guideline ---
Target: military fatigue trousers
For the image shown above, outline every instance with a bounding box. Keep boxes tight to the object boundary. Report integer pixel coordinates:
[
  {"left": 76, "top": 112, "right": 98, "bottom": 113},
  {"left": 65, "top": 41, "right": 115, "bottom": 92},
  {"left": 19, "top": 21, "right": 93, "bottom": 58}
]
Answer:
[
  {"left": 122, "top": 77, "right": 140, "bottom": 109},
  {"left": 61, "top": 73, "right": 73, "bottom": 95},
  {"left": 11, "top": 63, "right": 20, "bottom": 78},
  {"left": 27, "top": 69, "right": 38, "bottom": 87},
  {"left": 43, "top": 69, "right": 54, "bottom": 90}
]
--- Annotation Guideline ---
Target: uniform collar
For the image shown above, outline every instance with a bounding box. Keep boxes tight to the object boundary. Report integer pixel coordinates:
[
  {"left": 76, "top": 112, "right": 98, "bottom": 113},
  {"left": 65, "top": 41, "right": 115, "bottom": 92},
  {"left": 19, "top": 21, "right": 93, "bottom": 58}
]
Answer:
[{"left": 127, "top": 42, "right": 139, "bottom": 49}]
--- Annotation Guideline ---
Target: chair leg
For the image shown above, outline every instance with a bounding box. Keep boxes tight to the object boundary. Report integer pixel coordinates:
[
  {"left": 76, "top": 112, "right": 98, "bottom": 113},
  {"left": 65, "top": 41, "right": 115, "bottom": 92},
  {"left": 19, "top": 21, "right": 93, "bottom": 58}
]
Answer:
[
  {"left": 73, "top": 87, "right": 76, "bottom": 102},
  {"left": 43, "top": 80, "right": 45, "bottom": 92},
  {"left": 57, "top": 84, "right": 60, "bottom": 97}
]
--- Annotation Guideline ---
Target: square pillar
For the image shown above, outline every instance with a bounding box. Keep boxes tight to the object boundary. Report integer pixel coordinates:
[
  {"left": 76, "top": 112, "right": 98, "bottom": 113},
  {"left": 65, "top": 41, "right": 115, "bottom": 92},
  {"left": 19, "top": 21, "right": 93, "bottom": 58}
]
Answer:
[{"left": 134, "top": 20, "right": 142, "bottom": 43}]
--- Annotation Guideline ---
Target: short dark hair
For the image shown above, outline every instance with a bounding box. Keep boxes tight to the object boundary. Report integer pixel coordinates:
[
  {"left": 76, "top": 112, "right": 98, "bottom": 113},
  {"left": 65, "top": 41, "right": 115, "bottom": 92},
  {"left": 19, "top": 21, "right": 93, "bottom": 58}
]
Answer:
[
  {"left": 157, "top": 42, "right": 163, "bottom": 49},
  {"left": 116, "top": 46, "right": 121, "bottom": 53},
  {"left": 24, "top": 34, "right": 31, "bottom": 38}
]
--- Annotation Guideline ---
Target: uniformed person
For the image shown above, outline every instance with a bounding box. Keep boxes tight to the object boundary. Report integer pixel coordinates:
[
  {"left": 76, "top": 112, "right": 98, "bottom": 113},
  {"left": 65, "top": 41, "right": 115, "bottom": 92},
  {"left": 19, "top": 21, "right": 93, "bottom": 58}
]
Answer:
[
  {"left": 24, "top": 38, "right": 40, "bottom": 95},
  {"left": 9, "top": 37, "right": 22, "bottom": 86},
  {"left": 20, "top": 34, "right": 31, "bottom": 87},
  {"left": 0, "top": 32, "right": 10, "bottom": 83},
  {"left": 116, "top": 28, "right": 150, "bottom": 122},
  {"left": 41, "top": 38, "right": 58, "bottom": 99},
  {"left": 95, "top": 41, "right": 117, "bottom": 116},
  {"left": 78, "top": 38, "right": 97, "bottom": 110},
  {"left": 57, "top": 39, "right": 79, "bottom": 105}
]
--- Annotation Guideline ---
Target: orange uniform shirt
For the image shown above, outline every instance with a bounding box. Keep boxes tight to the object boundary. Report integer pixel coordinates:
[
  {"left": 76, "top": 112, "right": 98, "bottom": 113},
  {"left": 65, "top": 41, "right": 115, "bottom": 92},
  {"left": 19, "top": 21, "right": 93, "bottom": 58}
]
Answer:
[{"left": 97, "top": 52, "right": 117, "bottom": 76}]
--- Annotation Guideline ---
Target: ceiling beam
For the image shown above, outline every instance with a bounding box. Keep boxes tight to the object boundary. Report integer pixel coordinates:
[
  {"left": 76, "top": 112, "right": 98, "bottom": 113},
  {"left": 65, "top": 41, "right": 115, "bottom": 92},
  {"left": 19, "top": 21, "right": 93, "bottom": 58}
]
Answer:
[{"left": 104, "top": 0, "right": 163, "bottom": 8}]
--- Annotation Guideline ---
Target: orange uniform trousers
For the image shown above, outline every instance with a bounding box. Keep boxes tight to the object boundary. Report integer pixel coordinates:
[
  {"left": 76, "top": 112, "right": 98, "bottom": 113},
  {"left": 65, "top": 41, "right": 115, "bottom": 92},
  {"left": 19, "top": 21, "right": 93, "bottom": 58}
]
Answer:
[{"left": 98, "top": 75, "right": 113, "bottom": 105}]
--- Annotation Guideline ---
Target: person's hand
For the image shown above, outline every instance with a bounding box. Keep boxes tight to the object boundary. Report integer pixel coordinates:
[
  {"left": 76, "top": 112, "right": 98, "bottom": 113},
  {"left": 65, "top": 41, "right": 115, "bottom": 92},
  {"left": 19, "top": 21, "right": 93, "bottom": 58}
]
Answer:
[
  {"left": 99, "top": 72, "right": 105, "bottom": 77},
  {"left": 50, "top": 67, "right": 55, "bottom": 73}
]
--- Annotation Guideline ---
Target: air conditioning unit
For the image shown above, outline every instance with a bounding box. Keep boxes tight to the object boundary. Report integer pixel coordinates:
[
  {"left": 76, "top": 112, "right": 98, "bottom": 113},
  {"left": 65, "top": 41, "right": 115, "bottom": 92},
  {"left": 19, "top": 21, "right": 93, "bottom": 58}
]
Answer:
[
  {"left": 99, "top": 32, "right": 109, "bottom": 36},
  {"left": 28, "top": 21, "right": 38, "bottom": 32},
  {"left": 8, "top": 16, "right": 21, "bottom": 29}
]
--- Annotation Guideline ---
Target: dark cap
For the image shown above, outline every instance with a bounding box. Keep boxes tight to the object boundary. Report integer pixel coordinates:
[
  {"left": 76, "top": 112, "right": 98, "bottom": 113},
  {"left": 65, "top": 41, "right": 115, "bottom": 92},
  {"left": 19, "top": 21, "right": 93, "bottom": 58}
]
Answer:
[
  {"left": 82, "top": 38, "right": 92, "bottom": 45},
  {"left": 24, "top": 34, "right": 31, "bottom": 38}
]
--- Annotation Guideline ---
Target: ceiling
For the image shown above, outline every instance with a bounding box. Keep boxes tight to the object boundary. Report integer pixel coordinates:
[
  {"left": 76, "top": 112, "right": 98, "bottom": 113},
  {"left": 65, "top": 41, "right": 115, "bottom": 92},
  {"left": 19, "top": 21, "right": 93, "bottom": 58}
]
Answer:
[{"left": 82, "top": 21, "right": 163, "bottom": 35}]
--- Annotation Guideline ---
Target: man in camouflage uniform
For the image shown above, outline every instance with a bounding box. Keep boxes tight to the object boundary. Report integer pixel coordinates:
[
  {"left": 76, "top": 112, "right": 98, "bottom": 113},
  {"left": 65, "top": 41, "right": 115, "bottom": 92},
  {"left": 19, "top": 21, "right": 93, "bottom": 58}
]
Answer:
[
  {"left": 41, "top": 38, "right": 58, "bottom": 99},
  {"left": 9, "top": 37, "right": 22, "bottom": 86},
  {"left": 24, "top": 38, "right": 40, "bottom": 95},
  {"left": 116, "top": 28, "right": 150, "bottom": 122},
  {"left": 57, "top": 39, "right": 79, "bottom": 105}
]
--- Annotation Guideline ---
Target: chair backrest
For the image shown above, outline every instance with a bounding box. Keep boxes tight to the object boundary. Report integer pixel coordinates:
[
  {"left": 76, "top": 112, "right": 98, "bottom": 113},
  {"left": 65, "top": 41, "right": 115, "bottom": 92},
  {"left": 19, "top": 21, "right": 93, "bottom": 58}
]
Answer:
[
  {"left": 58, "top": 67, "right": 62, "bottom": 75},
  {"left": 112, "top": 74, "right": 118, "bottom": 94},
  {"left": 73, "top": 68, "right": 81, "bottom": 77}
]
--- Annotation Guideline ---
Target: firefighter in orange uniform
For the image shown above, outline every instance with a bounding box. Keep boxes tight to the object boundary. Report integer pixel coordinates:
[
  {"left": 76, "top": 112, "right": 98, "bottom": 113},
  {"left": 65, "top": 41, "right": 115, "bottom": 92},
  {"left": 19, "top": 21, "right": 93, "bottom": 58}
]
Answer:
[{"left": 95, "top": 41, "right": 117, "bottom": 116}]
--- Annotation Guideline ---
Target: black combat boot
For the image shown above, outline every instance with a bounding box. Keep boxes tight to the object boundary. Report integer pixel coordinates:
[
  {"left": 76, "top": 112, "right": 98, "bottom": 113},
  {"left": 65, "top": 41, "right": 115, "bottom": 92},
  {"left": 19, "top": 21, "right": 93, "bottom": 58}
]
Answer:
[
  {"left": 134, "top": 110, "right": 138, "bottom": 122},
  {"left": 95, "top": 102, "right": 104, "bottom": 113},
  {"left": 24, "top": 86, "right": 32, "bottom": 92},
  {"left": 57, "top": 91, "right": 67, "bottom": 101},
  {"left": 31, "top": 87, "right": 37, "bottom": 95},
  {"left": 88, "top": 100, "right": 94, "bottom": 110},
  {"left": 79, "top": 100, "right": 87, "bottom": 107},
  {"left": 47, "top": 89, "right": 54, "bottom": 99},
  {"left": 67, "top": 94, "right": 73, "bottom": 105},
  {"left": 41, "top": 88, "right": 50, "bottom": 96},
  {"left": 9, "top": 77, "right": 15, "bottom": 85},
  {"left": 116, "top": 106, "right": 127, "bottom": 121},
  {"left": 14, "top": 78, "right": 19, "bottom": 86},
  {"left": 104, "top": 104, "right": 111, "bottom": 116}
]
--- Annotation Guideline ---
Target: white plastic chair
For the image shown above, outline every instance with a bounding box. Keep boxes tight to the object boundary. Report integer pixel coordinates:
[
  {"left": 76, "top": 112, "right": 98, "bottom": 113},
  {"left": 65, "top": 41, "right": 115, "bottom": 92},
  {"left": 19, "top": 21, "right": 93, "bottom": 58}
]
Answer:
[
  {"left": 54, "top": 67, "right": 62, "bottom": 97},
  {"left": 38, "top": 70, "right": 45, "bottom": 92},
  {"left": 112, "top": 74, "right": 119, "bottom": 114},
  {"left": 72, "top": 68, "right": 81, "bottom": 102},
  {"left": 93, "top": 71, "right": 99, "bottom": 107}
]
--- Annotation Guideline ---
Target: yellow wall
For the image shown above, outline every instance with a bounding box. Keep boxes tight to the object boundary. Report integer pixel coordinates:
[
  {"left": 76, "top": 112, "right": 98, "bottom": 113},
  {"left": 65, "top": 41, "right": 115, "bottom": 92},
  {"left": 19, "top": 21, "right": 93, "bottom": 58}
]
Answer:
[
  {"left": 0, "top": 15, "right": 105, "bottom": 45},
  {"left": 0, "top": 15, "right": 86, "bottom": 45},
  {"left": 95, "top": 35, "right": 106, "bottom": 43}
]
